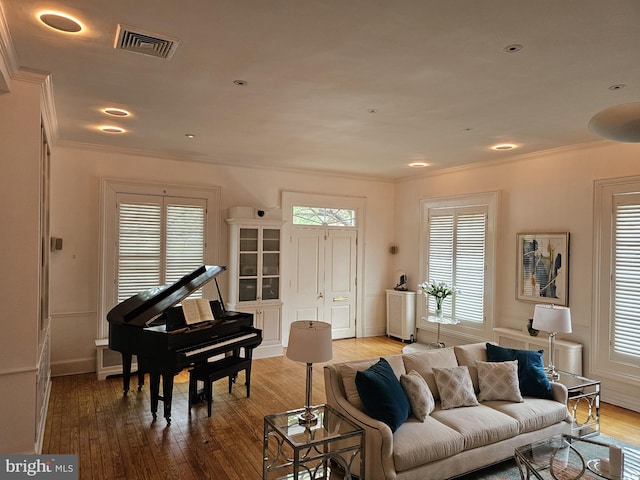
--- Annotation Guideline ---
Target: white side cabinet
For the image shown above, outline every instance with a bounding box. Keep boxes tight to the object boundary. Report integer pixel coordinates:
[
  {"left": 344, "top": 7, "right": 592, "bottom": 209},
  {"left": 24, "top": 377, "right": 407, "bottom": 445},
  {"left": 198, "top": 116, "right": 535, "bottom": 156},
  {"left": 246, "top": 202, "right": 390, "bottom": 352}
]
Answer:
[
  {"left": 386, "top": 289, "right": 416, "bottom": 342},
  {"left": 227, "top": 216, "right": 284, "bottom": 358}
]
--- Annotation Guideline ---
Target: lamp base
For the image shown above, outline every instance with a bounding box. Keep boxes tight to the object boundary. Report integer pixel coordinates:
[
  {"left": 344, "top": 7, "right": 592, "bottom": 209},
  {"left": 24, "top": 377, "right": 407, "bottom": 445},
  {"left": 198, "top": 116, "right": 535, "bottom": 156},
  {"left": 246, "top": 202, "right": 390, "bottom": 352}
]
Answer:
[
  {"left": 297, "top": 408, "right": 318, "bottom": 426},
  {"left": 545, "top": 368, "right": 560, "bottom": 381}
]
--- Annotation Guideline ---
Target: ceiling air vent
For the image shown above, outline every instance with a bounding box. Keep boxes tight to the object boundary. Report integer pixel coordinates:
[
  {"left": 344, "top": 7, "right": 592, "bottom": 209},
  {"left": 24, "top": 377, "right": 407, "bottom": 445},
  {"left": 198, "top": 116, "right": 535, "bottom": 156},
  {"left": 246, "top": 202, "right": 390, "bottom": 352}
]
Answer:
[{"left": 114, "top": 24, "right": 179, "bottom": 60}]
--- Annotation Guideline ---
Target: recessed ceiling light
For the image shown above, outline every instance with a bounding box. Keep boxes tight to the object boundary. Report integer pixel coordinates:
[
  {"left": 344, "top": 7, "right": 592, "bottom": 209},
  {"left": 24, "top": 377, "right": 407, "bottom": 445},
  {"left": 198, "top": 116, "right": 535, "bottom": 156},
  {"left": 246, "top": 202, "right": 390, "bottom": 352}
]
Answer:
[
  {"left": 368, "top": 109, "right": 378, "bottom": 114},
  {"left": 491, "top": 143, "right": 517, "bottom": 151},
  {"left": 233, "top": 80, "right": 247, "bottom": 86},
  {"left": 99, "top": 126, "right": 125, "bottom": 134},
  {"left": 37, "top": 11, "right": 84, "bottom": 33},
  {"left": 185, "top": 133, "right": 195, "bottom": 139},
  {"left": 504, "top": 44, "right": 523, "bottom": 53},
  {"left": 409, "top": 161, "right": 429, "bottom": 168},
  {"left": 608, "top": 84, "right": 626, "bottom": 91},
  {"left": 102, "top": 107, "right": 131, "bottom": 117}
]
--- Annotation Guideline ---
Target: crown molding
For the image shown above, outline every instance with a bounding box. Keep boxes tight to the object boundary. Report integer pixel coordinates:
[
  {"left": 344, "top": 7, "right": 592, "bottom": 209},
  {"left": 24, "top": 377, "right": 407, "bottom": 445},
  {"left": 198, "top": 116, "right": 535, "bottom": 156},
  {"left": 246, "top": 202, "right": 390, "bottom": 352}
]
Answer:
[{"left": 0, "top": 1, "right": 18, "bottom": 92}]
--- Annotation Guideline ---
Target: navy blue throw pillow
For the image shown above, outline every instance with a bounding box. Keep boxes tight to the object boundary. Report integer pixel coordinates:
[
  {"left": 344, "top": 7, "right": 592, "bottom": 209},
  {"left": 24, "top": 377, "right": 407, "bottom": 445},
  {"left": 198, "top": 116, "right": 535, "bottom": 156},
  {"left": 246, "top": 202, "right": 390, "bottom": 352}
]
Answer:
[
  {"left": 485, "top": 343, "right": 552, "bottom": 399},
  {"left": 355, "top": 358, "right": 410, "bottom": 432}
]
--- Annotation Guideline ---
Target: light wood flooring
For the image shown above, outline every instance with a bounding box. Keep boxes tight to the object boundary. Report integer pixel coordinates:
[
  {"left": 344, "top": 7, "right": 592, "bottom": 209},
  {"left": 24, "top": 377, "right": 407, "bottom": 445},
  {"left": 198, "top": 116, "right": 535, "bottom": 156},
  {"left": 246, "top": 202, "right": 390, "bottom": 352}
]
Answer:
[{"left": 42, "top": 336, "right": 640, "bottom": 479}]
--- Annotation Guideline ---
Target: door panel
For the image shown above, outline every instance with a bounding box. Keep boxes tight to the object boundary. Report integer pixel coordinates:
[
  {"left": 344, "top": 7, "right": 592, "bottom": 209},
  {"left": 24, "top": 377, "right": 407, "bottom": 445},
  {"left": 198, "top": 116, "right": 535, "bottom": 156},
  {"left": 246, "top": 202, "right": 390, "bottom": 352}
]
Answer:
[
  {"left": 325, "top": 229, "right": 357, "bottom": 339},
  {"left": 290, "top": 229, "right": 324, "bottom": 325}
]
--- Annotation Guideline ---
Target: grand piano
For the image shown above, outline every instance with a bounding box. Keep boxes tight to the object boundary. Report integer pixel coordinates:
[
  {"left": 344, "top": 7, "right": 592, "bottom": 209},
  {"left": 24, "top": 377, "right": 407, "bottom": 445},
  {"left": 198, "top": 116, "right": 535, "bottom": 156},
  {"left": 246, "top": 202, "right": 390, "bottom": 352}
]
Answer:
[{"left": 107, "top": 265, "right": 262, "bottom": 423}]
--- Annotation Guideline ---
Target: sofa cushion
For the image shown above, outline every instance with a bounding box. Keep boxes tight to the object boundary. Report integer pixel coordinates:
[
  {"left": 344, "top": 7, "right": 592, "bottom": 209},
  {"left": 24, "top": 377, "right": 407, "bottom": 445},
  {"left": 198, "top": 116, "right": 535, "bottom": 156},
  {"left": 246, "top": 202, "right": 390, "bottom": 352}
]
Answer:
[
  {"left": 355, "top": 358, "right": 410, "bottom": 432},
  {"left": 486, "top": 397, "right": 570, "bottom": 433},
  {"left": 431, "top": 403, "right": 520, "bottom": 450},
  {"left": 393, "top": 417, "right": 465, "bottom": 471},
  {"left": 402, "top": 347, "right": 458, "bottom": 400},
  {"left": 433, "top": 366, "right": 479, "bottom": 409},
  {"left": 400, "top": 370, "right": 435, "bottom": 421},
  {"left": 486, "top": 343, "right": 552, "bottom": 399},
  {"left": 476, "top": 360, "right": 523, "bottom": 403},
  {"left": 339, "top": 354, "right": 406, "bottom": 411},
  {"left": 454, "top": 342, "right": 489, "bottom": 392}
]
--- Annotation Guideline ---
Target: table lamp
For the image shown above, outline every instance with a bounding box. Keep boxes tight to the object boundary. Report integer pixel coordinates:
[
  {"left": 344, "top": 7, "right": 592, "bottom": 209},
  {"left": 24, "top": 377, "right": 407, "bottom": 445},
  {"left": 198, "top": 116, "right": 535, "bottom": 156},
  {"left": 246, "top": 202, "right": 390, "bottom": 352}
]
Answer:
[
  {"left": 286, "top": 320, "right": 333, "bottom": 425},
  {"left": 532, "top": 304, "right": 572, "bottom": 380}
]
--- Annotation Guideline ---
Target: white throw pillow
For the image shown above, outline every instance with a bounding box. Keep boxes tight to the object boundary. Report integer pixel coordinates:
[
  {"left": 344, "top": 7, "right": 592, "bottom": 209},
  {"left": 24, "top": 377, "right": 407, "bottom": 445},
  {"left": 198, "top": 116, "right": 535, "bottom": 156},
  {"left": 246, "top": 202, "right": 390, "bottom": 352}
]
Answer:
[
  {"left": 476, "top": 360, "right": 523, "bottom": 403},
  {"left": 433, "top": 366, "right": 479, "bottom": 409},
  {"left": 400, "top": 370, "right": 435, "bottom": 421}
]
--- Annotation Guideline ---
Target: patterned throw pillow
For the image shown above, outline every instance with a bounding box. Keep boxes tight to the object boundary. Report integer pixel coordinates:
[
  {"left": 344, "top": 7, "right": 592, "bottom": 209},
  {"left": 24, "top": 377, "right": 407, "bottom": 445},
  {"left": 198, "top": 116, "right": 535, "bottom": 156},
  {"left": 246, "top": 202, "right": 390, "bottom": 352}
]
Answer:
[
  {"left": 485, "top": 343, "right": 552, "bottom": 399},
  {"left": 433, "top": 366, "right": 479, "bottom": 410},
  {"left": 400, "top": 370, "right": 435, "bottom": 421},
  {"left": 476, "top": 360, "right": 523, "bottom": 402}
]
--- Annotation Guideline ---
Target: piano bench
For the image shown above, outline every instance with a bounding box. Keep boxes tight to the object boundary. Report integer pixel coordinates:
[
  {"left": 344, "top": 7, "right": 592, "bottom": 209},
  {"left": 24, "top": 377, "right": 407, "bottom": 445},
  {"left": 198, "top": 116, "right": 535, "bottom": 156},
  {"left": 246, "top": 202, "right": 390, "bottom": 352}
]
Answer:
[{"left": 188, "top": 355, "right": 252, "bottom": 417}]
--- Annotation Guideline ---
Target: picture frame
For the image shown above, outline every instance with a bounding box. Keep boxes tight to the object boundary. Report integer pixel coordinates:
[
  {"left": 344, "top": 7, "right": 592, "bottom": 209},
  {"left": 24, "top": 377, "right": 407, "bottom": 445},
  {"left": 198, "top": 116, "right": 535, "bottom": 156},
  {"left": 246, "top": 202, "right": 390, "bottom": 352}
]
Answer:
[{"left": 516, "top": 232, "right": 569, "bottom": 306}]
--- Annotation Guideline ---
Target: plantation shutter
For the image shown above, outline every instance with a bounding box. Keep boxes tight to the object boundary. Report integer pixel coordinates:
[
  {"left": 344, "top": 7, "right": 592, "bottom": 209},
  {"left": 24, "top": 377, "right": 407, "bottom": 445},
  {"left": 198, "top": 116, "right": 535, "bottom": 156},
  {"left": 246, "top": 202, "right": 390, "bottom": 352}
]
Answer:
[
  {"left": 612, "top": 196, "right": 640, "bottom": 362},
  {"left": 166, "top": 203, "right": 206, "bottom": 285},
  {"left": 118, "top": 200, "right": 162, "bottom": 302},
  {"left": 427, "top": 206, "right": 486, "bottom": 323},
  {"left": 116, "top": 194, "right": 206, "bottom": 303}
]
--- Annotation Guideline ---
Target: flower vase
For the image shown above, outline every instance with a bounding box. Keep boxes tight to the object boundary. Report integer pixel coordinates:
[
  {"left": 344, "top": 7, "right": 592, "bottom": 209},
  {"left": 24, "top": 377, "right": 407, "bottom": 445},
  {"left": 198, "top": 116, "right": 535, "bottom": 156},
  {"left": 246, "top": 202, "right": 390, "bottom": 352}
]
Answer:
[{"left": 435, "top": 298, "right": 443, "bottom": 317}]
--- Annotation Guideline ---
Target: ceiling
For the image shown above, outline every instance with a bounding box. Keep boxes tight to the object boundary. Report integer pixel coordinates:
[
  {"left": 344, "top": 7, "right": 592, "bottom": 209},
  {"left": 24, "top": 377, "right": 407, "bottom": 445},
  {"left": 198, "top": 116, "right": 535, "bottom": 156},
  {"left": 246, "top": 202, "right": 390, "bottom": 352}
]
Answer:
[{"left": 2, "top": 1, "right": 639, "bottom": 179}]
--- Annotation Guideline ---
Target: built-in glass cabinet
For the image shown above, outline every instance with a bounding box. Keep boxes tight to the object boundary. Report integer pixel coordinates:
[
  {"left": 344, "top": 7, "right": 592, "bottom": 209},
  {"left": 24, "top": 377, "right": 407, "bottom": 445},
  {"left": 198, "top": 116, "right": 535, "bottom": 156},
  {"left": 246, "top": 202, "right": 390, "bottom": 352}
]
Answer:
[
  {"left": 238, "top": 227, "right": 280, "bottom": 302},
  {"left": 227, "top": 213, "right": 284, "bottom": 357}
]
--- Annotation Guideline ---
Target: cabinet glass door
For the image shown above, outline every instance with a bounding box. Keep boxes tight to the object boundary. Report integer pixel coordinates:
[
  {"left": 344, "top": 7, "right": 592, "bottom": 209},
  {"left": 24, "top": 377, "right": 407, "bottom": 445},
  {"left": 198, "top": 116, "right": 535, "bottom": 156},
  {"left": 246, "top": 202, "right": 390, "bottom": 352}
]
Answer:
[{"left": 263, "top": 229, "right": 280, "bottom": 251}]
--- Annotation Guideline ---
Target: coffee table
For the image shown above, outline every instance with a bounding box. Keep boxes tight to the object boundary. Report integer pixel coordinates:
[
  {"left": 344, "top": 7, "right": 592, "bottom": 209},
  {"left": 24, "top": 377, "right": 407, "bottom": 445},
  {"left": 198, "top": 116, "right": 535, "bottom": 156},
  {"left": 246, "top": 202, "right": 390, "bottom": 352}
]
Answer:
[{"left": 514, "top": 434, "right": 640, "bottom": 480}]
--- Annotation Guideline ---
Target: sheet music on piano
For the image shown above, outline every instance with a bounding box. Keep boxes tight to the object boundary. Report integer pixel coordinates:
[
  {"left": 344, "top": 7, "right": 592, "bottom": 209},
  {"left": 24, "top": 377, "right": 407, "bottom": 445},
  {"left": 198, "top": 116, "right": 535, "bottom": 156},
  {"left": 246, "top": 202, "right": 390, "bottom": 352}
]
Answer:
[{"left": 181, "top": 299, "right": 215, "bottom": 325}]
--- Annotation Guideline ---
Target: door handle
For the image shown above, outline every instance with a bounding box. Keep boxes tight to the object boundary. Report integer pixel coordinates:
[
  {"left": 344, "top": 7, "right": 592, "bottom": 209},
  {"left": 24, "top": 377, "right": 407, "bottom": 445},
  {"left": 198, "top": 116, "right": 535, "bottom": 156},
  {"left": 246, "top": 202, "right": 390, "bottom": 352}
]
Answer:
[{"left": 333, "top": 296, "right": 348, "bottom": 302}]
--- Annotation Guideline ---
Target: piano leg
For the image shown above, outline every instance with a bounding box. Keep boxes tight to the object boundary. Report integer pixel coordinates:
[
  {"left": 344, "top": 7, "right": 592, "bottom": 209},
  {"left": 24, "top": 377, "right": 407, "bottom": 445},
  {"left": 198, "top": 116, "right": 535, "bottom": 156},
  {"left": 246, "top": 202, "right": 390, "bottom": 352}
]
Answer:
[
  {"left": 162, "top": 373, "right": 174, "bottom": 423},
  {"left": 122, "top": 353, "right": 132, "bottom": 396},
  {"left": 149, "top": 373, "right": 160, "bottom": 420},
  {"left": 148, "top": 371, "right": 175, "bottom": 424},
  {"left": 120, "top": 353, "right": 145, "bottom": 395}
]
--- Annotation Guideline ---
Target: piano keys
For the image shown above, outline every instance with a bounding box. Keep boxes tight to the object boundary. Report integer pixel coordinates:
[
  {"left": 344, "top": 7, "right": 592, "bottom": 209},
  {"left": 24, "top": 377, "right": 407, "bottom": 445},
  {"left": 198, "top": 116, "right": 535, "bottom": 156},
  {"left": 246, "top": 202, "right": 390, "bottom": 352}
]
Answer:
[{"left": 107, "top": 265, "right": 262, "bottom": 423}]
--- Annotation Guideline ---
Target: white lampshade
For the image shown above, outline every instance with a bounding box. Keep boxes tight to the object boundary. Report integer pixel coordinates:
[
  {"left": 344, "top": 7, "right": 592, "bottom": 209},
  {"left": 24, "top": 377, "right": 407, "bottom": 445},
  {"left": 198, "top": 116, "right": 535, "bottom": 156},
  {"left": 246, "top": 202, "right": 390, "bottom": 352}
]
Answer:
[
  {"left": 286, "top": 321, "right": 333, "bottom": 364},
  {"left": 532, "top": 305, "right": 572, "bottom": 333}
]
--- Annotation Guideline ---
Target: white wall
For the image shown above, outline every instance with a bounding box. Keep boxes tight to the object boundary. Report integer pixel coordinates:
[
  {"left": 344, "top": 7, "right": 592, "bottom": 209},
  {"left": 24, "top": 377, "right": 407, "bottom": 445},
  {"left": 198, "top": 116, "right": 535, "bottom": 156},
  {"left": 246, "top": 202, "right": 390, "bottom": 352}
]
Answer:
[
  {"left": 49, "top": 145, "right": 396, "bottom": 375},
  {"left": 0, "top": 78, "right": 43, "bottom": 453},
  {"left": 393, "top": 141, "right": 640, "bottom": 410}
]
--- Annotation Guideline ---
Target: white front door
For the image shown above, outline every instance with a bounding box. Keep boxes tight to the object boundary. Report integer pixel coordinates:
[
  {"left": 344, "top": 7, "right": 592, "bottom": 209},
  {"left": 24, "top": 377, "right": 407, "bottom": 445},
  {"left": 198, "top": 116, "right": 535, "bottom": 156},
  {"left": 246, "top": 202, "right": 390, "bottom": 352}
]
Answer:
[
  {"left": 289, "top": 227, "right": 357, "bottom": 339},
  {"left": 324, "top": 229, "right": 357, "bottom": 339}
]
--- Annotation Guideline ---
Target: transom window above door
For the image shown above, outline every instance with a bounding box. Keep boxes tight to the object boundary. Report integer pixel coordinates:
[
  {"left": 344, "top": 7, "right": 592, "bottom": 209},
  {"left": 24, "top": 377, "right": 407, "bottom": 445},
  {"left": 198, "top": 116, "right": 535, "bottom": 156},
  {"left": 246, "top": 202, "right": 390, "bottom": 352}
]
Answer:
[{"left": 292, "top": 206, "right": 356, "bottom": 227}]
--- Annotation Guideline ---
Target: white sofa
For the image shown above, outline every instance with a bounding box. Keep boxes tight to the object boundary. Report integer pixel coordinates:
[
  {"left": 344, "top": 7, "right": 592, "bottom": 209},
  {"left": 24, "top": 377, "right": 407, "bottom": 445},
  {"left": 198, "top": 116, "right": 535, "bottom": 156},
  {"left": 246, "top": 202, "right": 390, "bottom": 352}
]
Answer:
[{"left": 323, "top": 342, "right": 572, "bottom": 480}]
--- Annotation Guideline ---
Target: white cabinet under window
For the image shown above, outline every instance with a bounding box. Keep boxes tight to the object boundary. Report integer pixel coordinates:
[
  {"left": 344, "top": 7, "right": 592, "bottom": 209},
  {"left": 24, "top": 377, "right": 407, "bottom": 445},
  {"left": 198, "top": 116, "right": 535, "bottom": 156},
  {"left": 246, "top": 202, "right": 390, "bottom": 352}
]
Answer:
[
  {"left": 227, "top": 215, "right": 284, "bottom": 357},
  {"left": 386, "top": 290, "right": 416, "bottom": 342}
]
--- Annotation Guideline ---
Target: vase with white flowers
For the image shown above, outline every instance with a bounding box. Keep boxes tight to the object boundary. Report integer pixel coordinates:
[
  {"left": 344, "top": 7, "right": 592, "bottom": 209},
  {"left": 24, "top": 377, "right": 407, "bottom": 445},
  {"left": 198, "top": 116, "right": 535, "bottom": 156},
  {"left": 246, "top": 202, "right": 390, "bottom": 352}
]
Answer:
[{"left": 418, "top": 280, "right": 457, "bottom": 316}]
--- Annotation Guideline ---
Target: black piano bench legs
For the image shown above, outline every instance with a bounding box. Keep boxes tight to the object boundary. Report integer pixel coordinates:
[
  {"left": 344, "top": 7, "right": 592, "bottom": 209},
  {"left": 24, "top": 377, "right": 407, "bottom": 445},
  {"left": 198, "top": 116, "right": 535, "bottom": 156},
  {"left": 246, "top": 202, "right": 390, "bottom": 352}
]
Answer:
[{"left": 188, "top": 355, "right": 252, "bottom": 417}]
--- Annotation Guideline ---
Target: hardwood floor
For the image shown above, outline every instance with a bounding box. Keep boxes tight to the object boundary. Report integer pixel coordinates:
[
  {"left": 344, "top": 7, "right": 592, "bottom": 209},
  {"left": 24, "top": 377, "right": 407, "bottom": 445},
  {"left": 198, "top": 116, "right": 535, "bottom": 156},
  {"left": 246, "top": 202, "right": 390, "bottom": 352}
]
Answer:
[{"left": 42, "top": 336, "right": 640, "bottom": 479}]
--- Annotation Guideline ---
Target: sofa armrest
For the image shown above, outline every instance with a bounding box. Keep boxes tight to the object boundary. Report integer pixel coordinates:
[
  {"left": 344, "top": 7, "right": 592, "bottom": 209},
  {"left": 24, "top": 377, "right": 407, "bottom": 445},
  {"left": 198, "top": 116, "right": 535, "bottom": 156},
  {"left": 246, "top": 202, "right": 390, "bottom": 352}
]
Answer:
[
  {"left": 550, "top": 381, "right": 574, "bottom": 423},
  {"left": 324, "top": 364, "right": 396, "bottom": 480},
  {"left": 550, "top": 381, "right": 568, "bottom": 405}
]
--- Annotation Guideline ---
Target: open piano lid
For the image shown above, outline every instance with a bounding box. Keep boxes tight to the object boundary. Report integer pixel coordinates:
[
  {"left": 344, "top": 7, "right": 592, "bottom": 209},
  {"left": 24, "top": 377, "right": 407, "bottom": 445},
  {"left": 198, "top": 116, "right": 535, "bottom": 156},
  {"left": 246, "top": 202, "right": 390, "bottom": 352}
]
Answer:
[{"left": 107, "top": 265, "right": 226, "bottom": 327}]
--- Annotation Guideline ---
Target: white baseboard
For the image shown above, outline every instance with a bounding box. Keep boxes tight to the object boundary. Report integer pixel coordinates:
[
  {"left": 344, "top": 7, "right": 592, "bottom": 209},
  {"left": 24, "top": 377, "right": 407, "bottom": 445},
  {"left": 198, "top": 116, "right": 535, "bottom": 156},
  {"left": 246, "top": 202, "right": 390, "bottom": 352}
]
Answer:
[{"left": 51, "top": 358, "right": 95, "bottom": 377}]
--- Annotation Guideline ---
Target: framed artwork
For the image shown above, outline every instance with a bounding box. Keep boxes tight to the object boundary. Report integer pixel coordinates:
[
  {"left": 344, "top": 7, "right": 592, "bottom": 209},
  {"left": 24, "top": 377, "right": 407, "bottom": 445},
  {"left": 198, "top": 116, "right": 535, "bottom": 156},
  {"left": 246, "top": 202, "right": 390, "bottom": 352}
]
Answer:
[{"left": 516, "top": 232, "right": 569, "bottom": 306}]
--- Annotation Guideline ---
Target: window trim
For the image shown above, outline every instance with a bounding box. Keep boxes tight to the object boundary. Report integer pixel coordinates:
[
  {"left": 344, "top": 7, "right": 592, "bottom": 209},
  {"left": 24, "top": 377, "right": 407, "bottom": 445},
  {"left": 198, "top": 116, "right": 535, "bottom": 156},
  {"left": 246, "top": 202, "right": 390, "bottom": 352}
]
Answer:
[
  {"left": 98, "top": 178, "right": 221, "bottom": 339},
  {"left": 418, "top": 191, "right": 498, "bottom": 341},
  {"left": 592, "top": 176, "right": 640, "bottom": 386}
]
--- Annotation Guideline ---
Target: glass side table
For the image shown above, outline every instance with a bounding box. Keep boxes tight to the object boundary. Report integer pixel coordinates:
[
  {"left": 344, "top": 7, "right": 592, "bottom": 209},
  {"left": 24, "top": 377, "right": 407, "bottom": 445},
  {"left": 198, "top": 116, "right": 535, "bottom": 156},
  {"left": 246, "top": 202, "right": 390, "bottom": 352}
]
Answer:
[
  {"left": 514, "top": 434, "right": 640, "bottom": 480},
  {"left": 263, "top": 404, "right": 364, "bottom": 480},
  {"left": 556, "top": 371, "right": 601, "bottom": 438},
  {"left": 421, "top": 314, "right": 460, "bottom": 348}
]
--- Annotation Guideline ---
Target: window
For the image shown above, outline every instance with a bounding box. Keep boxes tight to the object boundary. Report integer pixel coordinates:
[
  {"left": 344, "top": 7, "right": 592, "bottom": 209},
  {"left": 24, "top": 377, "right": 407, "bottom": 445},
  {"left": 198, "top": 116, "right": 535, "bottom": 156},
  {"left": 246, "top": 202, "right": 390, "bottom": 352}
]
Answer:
[
  {"left": 292, "top": 206, "right": 356, "bottom": 226},
  {"left": 420, "top": 192, "right": 498, "bottom": 338},
  {"left": 594, "top": 177, "right": 640, "bottom": 385},
  {"left": 99, "top": 180, "right": 220, "bottom": 338},
  {"left": 116, "top": 196, "right": 206, "bottom": 302}
]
